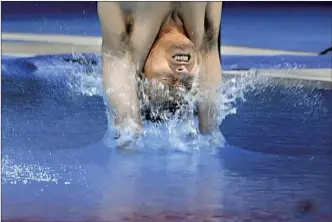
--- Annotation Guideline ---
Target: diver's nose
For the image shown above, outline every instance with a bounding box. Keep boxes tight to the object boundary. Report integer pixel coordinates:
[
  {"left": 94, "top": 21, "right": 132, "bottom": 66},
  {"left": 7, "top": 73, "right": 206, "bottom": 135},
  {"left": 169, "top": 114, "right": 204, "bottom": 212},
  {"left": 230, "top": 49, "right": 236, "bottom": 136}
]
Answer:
[
  {"left": 175, "top": 66, "right": 188, "bottom": 79},
  {"left": 175, "top": 66, "right": 195, "bottom": 81},
  {"left": 176, "top": 67, "right": 186, "bottom": 73}
]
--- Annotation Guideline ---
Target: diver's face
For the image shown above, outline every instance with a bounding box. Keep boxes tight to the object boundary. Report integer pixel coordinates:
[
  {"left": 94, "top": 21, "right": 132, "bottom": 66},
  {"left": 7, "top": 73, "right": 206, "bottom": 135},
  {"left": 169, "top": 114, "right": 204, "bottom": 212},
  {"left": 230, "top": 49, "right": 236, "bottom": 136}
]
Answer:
[{"left": 144, "top": 15, "right": 200, "bottom": 92}]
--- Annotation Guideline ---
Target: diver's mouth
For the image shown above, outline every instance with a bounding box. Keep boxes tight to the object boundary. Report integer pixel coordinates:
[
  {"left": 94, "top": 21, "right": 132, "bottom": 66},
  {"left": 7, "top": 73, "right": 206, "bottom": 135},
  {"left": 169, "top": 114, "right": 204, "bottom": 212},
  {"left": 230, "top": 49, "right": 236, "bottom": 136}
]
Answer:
[{"left": 172, "top": 54, "right": 191, "bottom": 63}]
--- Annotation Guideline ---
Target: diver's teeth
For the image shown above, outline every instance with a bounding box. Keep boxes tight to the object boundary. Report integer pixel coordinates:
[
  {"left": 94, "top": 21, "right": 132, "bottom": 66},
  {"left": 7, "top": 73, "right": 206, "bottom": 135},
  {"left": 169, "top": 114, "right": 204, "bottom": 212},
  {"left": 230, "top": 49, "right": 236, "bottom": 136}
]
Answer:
[{"left": 174, "top": 55, "right": 189, "bottom": 62}]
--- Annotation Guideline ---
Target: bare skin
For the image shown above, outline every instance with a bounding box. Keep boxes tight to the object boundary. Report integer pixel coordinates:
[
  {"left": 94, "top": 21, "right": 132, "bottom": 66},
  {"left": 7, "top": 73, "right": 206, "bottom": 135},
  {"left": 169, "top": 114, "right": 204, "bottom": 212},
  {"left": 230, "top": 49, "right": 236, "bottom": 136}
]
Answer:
[
  {"left": 98, "top": 2, "right": 223, "bottom": 142},
  {"left": 175, "top": 2, "right": 223, "bottom": 133},
  {"left": 98, "top": 2, "right": 171, "bottom": 135},
  {"left": 144, "top": 12, "right": 201, "bottom": 92}
]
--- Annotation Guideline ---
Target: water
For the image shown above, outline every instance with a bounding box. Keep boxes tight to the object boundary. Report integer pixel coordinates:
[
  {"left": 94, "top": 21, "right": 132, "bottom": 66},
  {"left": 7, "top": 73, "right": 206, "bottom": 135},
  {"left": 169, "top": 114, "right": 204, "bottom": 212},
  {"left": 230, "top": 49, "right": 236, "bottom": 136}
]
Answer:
[{"left": 1, "top": 54, "right": 332, "bottom": 221}]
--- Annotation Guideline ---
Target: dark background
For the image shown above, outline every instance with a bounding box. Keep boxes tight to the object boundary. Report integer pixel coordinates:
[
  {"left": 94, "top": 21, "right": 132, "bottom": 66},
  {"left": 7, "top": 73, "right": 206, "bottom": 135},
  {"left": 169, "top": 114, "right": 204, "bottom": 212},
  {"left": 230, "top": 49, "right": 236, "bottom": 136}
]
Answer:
[{"left": 2, "top": 1, "right": 331, "bottom": 16}]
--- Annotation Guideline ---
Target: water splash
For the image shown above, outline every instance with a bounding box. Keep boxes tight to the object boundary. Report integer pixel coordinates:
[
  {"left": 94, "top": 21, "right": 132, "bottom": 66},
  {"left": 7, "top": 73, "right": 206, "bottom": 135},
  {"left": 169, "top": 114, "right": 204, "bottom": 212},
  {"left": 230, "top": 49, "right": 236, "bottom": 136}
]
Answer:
[
  {"left": 100, "top": 55, "right": 264, "bottom": 152},
  {"left": 2, "top": 53, "right": 328, "bottom": 185},
  {"left": 1, "top": 154, "right": 90, "bottom": 185},
  {"left": 4, "top": 53, "right": 325, "bottom": 153},
  {"left": 64, "top": 53, "right": 103, "bottom": 97},
  {"left": 1, "top": 157, "right": 60, "bottom": 184}
]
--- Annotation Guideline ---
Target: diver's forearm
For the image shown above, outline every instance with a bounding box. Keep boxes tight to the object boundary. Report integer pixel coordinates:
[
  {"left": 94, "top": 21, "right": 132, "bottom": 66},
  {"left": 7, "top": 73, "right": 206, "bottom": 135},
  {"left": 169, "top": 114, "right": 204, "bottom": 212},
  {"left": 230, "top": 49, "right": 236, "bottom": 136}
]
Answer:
[
  {"left": 102, "top": 53, "right": 142, "bottom": 132},
  {"left": 198, "top": 47, "right": 222, "bottom": 134}
]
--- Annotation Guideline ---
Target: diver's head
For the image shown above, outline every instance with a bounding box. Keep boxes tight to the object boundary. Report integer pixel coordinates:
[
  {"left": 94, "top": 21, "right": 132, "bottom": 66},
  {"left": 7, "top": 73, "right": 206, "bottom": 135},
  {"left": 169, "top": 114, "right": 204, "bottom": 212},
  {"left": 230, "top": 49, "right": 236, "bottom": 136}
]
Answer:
[{"left": 144, "top": 12, "right": 200, "bottom": 92}]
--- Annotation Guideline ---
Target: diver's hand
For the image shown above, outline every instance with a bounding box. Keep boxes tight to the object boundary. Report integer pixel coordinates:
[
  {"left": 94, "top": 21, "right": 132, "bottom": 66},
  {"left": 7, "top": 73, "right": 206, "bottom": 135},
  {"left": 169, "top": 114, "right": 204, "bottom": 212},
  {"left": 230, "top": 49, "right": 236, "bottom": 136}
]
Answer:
[
  {"left": 103, "top": 118, "right": 142, "bottom": 151},
  {"left": 113, "top": 120, "right": 142, "bottom": 150}
]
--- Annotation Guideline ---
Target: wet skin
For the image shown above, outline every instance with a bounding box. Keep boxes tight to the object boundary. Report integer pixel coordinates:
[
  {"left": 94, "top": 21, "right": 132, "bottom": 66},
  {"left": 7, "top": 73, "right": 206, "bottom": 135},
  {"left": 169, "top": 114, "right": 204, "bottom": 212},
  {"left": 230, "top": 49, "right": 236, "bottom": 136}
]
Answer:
[
  {"left": 144, "top": 12, "right": 201, "bottom": 93},
  {"left": 98, "top": 2, "right": 223, "bottom": 142}
]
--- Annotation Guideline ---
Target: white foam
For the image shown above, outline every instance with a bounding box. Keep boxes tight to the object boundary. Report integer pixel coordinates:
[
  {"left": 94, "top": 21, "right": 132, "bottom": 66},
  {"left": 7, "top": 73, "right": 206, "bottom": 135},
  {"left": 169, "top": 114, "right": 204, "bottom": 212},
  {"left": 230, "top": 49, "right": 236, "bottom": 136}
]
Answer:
[
  {"left": 65, "top": 53, "right": 103, "bottom": 97},
  {"left": 43, "top": 54, "right": 326, "bottom": 152},
  {"left": 1, "top": 157, "right": 60, "bottom": 184},
  {"left": 3, "top": 54, "right": 328, "bottom": 185},
  {"left": 99, "top": 57, "right": 263, "bottom": 152}
]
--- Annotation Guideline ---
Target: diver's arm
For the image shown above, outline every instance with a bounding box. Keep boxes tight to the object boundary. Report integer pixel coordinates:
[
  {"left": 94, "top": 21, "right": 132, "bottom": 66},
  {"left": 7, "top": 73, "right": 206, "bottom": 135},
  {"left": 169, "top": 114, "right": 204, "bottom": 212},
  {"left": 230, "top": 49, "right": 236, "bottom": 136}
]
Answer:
[
  {"left": 98, "top": 2, "right": 171, "bottom": 140},
  {"left": 177, "top": 2, "right": 223, "bottom": 133},
  {"left": 98, "top": 2, "right": 142, "bottom": 135},
  {"left": 197, "top": 2, "right": 223, "bottom": 134}
]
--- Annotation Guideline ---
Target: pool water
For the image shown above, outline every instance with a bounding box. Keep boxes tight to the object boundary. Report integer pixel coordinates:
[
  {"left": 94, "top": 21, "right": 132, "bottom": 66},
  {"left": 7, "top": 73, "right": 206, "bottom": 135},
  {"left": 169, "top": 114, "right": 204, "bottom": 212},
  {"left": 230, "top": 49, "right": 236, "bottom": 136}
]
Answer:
[{"left": 1, "top": 54, "right": 332, "bottom": 221}]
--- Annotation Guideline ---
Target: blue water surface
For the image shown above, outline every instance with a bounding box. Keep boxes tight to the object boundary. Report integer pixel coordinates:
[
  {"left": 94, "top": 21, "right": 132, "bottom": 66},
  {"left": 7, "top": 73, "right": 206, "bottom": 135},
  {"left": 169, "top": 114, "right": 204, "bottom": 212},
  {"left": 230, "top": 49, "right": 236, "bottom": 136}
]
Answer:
[
  {"left": 1, "top": 54, "right": 332, "bottom": 221},
  {"left": 1, "top": 2, "right": 332, "bottom": 221}
]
